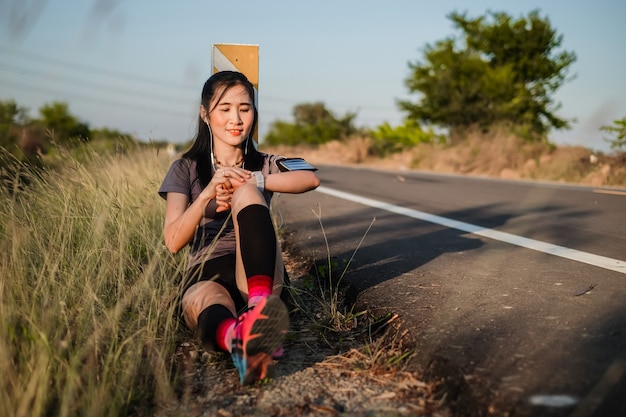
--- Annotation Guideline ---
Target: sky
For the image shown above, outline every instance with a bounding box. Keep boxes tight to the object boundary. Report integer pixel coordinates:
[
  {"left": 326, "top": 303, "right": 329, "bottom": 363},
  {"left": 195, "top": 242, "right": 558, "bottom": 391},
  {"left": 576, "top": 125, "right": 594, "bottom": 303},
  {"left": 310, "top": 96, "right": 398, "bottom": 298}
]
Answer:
[{"left": 1, "top": 0, "right": 625, "bottom": 153}]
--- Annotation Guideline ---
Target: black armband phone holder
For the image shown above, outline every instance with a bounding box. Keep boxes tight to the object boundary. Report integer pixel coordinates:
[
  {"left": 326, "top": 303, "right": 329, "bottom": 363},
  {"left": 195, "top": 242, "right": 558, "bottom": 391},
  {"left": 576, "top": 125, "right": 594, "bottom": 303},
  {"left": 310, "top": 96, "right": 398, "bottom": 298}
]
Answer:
[{"left": 276, "top": 158, "right": 318, "bottom": 172}]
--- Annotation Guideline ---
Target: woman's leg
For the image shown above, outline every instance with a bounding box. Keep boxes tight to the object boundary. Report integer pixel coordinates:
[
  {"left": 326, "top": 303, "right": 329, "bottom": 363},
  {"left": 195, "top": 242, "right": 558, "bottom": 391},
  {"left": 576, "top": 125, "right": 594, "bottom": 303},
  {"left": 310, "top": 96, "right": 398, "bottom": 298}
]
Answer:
[
  {"left": 230, "top": 183, "right": 284, "bottom": 303},
  {"left": 227, "top": 183, "right": 289, "bottom": 384},
  {"left": 182, "top": 281, "right": 237, "bottom": 351}
]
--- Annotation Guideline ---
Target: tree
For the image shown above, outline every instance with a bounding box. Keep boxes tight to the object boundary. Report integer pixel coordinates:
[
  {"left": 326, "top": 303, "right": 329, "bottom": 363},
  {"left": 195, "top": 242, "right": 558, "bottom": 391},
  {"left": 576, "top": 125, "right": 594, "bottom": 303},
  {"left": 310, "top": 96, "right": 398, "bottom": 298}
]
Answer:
[
  {"left": 601, "top": 117, "right": 626, "bottom": 152},
  {"left": 399, "top": 10, "right": 576, "bottom": 141},
  {"left": 0, "top": 99, "right": 29, "bottom": 150},
  {"left": 264, "top": 102, "right": 357, "bottom": 146},
  {"left": 38, "top": 101, "right": 90, "bottom": 143}
]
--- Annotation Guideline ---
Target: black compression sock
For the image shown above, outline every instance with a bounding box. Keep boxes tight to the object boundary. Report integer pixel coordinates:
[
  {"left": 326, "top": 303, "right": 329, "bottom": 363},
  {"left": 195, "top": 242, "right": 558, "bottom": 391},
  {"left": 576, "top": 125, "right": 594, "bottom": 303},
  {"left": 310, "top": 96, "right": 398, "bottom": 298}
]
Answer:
[
  {"left": 236, "top": 204, "right": 276, "bottom": 278},
  {"left": 197, "top": 304, "right": 235, "bottom": 351}
]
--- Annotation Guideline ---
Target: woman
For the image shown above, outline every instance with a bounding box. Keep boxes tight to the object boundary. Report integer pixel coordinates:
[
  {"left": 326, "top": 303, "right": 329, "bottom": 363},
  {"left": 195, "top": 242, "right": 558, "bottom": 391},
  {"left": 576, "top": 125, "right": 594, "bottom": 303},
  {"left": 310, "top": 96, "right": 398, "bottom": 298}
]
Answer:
[{"left": 158, "top": 71, "right": 320, "bottom": 384}]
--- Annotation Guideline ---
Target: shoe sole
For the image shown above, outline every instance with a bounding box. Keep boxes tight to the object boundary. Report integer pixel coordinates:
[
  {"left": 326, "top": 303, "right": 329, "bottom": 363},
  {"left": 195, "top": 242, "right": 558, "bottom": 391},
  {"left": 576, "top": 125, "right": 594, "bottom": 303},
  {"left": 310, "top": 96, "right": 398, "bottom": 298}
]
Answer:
[{"left": 235, "top": 295, "right": 289, "bottom": 384}]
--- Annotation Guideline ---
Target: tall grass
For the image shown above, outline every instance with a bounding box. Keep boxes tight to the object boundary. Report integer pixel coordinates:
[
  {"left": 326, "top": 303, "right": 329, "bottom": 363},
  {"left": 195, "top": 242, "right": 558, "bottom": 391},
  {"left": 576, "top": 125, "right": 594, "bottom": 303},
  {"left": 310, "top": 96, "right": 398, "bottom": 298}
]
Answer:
[{"left": 0, "top": 146, "right": 184, "bottom": 417}]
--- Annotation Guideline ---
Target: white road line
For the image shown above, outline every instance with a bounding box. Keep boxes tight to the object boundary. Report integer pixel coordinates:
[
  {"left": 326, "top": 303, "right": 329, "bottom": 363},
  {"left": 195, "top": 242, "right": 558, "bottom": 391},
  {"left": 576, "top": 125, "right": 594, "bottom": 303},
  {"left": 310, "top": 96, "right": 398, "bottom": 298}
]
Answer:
[
  {"left": 593, "top": 189, "right": 626, "bottom": 196},
  {"left": 315, "top": 186, "right": 626, "bottom": 275}
]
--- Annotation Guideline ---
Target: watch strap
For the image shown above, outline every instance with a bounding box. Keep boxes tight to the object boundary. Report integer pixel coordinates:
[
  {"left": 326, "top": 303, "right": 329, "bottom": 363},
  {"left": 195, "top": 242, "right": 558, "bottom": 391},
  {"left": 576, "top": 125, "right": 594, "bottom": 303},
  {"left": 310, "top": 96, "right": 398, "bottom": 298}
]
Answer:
[{"left": 252, "top": 171, "right": 264, "bottom": 192}]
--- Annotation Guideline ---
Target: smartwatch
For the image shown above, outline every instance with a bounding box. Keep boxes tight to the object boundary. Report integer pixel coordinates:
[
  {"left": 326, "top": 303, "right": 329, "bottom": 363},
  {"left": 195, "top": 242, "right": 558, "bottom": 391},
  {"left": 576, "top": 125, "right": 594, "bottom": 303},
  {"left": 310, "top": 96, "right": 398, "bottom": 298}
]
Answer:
[{"left": 252, "top": 171, "right": 265, "bottom": 192}]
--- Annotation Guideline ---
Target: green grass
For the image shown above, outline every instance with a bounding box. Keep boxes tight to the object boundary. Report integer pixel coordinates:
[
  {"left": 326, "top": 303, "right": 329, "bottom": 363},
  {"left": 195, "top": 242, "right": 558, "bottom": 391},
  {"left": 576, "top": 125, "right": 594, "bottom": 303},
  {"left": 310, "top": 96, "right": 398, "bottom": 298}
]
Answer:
[{"left": 0, "top": 146, "right": 184, "bottom": 417}]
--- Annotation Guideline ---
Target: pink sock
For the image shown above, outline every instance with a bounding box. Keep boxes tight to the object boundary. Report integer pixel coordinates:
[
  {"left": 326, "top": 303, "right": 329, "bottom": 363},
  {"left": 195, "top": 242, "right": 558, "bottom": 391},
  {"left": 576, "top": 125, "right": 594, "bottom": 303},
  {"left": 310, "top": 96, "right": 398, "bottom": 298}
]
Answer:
[
  {"left": 216, "top": 317, "right": 236, "bottom": 352},
  {"left": 247, "top": 275, "right": 273, "bottom": 306}
]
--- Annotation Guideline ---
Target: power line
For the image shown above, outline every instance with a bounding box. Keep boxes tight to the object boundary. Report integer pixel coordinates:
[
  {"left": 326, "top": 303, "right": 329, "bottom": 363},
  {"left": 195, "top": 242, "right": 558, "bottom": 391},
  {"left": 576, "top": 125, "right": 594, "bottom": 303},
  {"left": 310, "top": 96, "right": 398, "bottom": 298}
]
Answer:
[
  {"left": 0, "top": 79, "right": 193, "bottom": 118},
  {"left": 0, "top": 64, "right": 194, "bottom": 106},
  {"left": 1, "top": 45, "right": 399, "bottom": 113},
  {"left": 0, "top": 45, "right": 194, "bottom": 92}
]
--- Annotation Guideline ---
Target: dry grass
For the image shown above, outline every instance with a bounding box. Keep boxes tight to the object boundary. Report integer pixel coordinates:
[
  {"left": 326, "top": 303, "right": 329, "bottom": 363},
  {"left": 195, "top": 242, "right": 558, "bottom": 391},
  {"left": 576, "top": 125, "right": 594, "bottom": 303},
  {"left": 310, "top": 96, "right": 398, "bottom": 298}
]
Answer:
[
  {"left": 0, "top": 146, "right": 182, "bottom": 417},
  {"left": 262, "top": 129, "right": 626, "bottom": 188}
]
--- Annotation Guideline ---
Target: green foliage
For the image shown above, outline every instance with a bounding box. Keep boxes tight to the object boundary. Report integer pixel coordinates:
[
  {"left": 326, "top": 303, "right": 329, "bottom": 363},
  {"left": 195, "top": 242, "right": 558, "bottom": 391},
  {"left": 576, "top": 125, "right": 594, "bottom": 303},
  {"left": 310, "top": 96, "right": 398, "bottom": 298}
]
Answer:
[
  {"left": 91, "top": 127, "right": 135, "bottom": 143},
  {"left": 38, "top": 101, "right": 90, "bottom": 143},
  {"left": 263, "top": 120, "right": 301, "bottom": 146},
  {"left": 1, "top": 98, "right": 145, "bottom": 162},
  {"left": 370, "top": 120, "right": 444, "bottom": 157},
  {"left": 264, "top": 102, "right": 358, "bottom": 146},
  {"left": 399, "top": 9, "right": 576, "bottom": 141},
  {"left": 0, "top": 99, "right": 29, "bottom": 152},
  {"left": 82, "top": 128, "right": 140, "bottom": 155},
  {"left": 601, "top": 117, "right": 626, "bottom": 151}
]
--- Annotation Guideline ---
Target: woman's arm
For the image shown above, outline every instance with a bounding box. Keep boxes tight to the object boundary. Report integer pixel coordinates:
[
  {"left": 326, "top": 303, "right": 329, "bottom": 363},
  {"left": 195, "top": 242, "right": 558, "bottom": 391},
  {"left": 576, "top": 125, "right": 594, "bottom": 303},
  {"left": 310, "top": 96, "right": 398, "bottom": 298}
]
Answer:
[
  {"left": 264, "top": 170, "right": 320, "bottom": 194},
  {"left": 163, "top": 192, "right": 209, "bottom": 254},
  {"left": 162, "top": 167, "right": 251, "bottom": 253}
]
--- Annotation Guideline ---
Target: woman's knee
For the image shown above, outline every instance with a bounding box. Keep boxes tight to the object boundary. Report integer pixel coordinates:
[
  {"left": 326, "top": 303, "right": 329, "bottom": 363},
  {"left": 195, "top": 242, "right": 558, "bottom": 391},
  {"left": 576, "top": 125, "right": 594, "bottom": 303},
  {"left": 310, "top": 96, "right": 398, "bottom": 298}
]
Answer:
[
  {"left": 232, "top": 183, "right": 266, "bottom": 214},
  {"left": 181, "top": 281, "right": 236, "bottom": 330}
]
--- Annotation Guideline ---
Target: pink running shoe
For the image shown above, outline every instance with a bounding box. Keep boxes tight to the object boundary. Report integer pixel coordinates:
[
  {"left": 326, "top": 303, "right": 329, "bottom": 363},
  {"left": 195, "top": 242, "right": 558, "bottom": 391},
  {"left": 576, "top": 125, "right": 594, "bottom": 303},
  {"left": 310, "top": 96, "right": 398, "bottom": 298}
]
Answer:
[{"left": 230, "top": 295, "right": 289, "bottom": 384}]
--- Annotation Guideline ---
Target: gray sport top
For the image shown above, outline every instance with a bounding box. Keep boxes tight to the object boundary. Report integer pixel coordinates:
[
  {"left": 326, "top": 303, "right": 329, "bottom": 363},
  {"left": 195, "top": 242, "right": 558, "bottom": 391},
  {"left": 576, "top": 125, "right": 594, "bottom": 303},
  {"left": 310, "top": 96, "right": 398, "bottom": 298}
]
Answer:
[{"left": 158, "top": 153, "right": 283, "bottom": 270}]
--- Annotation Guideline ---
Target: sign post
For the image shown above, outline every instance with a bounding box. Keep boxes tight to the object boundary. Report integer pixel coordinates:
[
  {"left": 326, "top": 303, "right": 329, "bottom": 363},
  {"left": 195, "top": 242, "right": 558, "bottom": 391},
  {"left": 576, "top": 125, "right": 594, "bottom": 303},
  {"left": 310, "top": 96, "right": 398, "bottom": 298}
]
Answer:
[{"left": 212, "top": 44, "right": 259, "bottom": 141}]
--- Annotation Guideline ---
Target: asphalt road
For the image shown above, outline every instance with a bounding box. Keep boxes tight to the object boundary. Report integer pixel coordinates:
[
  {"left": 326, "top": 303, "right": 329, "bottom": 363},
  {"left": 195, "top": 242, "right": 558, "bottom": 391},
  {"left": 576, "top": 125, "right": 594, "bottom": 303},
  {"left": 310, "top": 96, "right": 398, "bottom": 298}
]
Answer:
[{"left": 276, "top": 164, "right": 626, "bottom": 417}]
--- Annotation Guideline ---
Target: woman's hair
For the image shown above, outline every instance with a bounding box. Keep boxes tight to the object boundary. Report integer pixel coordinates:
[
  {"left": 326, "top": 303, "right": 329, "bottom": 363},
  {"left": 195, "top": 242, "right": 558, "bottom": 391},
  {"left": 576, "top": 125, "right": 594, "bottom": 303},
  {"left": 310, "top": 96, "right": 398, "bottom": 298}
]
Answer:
[{"left": 183, "top": 71, "right": 263, "bottom": 188}]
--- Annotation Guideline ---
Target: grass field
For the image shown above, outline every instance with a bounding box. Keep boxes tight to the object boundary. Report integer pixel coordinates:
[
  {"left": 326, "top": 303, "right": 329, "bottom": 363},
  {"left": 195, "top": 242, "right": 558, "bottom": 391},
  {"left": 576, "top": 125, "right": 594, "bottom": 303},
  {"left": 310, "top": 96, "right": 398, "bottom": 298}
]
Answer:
[{"left": 0, "top": 147, "right": 182, "bottom": 417}]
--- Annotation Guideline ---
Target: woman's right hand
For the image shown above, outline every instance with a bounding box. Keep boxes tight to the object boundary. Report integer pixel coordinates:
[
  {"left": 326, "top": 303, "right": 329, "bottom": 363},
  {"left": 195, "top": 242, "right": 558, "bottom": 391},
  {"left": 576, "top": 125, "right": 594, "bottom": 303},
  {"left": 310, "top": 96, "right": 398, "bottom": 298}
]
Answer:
[
  {"left": 205, "top": 167, "right": 251, "bottom": 212},
  {"left": 215, "top": 183, "right": 233, "bottom": 212}
]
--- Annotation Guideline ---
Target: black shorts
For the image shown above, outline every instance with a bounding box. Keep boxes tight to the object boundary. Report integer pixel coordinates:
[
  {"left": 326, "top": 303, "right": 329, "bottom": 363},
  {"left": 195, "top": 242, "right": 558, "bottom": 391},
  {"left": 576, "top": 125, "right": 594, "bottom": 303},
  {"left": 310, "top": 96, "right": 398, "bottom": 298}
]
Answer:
[{"left": 183, "top": 254, "right": 247, "bottom": 312}]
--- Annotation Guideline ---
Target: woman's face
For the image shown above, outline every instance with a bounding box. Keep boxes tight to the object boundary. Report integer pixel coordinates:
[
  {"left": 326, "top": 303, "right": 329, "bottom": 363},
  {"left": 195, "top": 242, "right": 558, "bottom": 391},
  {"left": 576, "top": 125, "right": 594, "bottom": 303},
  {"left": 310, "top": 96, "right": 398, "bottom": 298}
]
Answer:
[{"left": 202, "top": 84, "right": 254, "bottom": 148}]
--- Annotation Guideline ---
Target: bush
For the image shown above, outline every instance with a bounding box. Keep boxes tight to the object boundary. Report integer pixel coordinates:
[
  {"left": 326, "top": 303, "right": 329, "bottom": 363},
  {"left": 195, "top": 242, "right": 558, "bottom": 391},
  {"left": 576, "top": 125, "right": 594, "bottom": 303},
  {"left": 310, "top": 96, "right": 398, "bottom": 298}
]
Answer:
[
  {"left": 264, "top": 102, "right": 358, "bottom": 146},
  {"left": 370, "top": 120, "right": 443, "bottom": 157}
]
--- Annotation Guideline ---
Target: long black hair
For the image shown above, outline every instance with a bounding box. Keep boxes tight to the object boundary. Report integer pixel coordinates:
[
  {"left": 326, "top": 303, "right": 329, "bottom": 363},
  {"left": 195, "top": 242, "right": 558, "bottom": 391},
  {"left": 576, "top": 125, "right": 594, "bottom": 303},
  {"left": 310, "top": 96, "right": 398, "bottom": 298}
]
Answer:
[{"left": 182, "top": 71, "right": 264, "bottom": 188}]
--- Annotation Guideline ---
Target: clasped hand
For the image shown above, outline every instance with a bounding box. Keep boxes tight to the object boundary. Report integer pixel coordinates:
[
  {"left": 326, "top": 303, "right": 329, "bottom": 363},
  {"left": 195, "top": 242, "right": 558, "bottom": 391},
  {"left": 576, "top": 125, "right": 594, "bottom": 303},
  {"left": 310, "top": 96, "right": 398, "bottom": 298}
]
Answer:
[{"left": 213, "top": 167, "right": 251, "bottom": 212}]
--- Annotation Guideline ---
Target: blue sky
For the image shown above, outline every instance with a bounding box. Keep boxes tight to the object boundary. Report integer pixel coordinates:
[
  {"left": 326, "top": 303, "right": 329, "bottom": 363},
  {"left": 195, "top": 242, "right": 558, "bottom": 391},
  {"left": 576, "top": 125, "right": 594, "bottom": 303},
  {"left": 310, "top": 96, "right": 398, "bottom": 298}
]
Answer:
[{"left": 1, "top": 0, "right": 625, "bottom": 153}]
